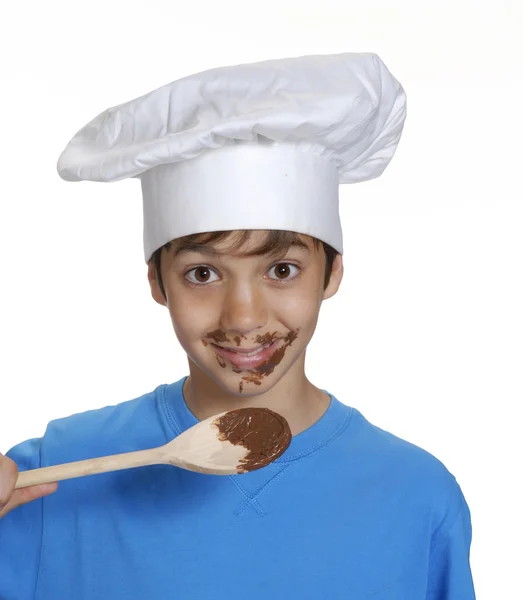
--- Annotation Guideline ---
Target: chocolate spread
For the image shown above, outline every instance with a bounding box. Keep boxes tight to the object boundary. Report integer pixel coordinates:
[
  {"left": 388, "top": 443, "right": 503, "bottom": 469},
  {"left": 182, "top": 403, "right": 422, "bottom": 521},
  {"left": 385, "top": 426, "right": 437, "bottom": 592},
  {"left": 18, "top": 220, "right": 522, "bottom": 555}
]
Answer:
[
  {"left": 204, "top": 327, "right": 301, "bottom": 393},
  {"left": 213, "top": 407, "right": 292, "bottom": 472},
  {"left": 207, "top": 329, "right": 228, "bottom": 344},
  {"left": 240, "top": 328, "right": 300, "bottom": 387}
]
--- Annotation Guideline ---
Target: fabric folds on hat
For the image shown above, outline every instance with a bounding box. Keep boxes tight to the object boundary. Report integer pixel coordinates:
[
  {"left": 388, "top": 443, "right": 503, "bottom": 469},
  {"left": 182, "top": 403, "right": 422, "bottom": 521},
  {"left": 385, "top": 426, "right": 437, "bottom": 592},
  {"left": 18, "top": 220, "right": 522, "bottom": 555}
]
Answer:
[{"left": 57, "top": 52, "right": 407, "bottom": 262}]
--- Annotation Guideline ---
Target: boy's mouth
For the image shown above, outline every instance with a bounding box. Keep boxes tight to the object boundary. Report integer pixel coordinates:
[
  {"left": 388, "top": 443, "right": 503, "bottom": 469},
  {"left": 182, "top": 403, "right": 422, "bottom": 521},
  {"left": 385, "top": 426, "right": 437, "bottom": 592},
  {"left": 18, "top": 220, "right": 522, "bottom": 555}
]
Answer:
[{"left": 211, "top": 339, "right": 280, "bottom": 369}]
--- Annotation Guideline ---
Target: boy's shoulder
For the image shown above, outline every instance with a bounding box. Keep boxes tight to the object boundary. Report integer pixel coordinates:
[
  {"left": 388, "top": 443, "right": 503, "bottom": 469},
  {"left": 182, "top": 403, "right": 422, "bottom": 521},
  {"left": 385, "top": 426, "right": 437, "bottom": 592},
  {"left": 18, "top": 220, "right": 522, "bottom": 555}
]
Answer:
[
  {"left": 47, "top": 384, "right": 164, "bottom": 434},
  {"left": 8, "top": 383, "right": 173, "bottom": 469},
  {"left": 348, "top": 407, "right": 471, "bottom": 539},
  {"left": 343, "top": 406, "right": 465, "bottom": 507}
]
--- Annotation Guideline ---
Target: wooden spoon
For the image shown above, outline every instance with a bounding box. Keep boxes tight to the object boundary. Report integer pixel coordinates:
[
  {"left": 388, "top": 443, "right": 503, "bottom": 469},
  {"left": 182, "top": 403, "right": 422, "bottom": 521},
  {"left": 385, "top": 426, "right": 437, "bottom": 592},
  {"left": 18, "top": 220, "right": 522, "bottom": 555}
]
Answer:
[{"left": 15, "top": 407, "right": 292, "bottom": 489}]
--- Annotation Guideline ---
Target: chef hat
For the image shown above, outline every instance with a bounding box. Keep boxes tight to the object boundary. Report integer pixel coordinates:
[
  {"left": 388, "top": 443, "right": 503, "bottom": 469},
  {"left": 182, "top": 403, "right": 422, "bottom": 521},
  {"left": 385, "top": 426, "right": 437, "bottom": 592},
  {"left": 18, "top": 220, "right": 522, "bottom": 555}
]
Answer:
[{"left": 57, "top": 52, "right": 406, "bottom": 263}]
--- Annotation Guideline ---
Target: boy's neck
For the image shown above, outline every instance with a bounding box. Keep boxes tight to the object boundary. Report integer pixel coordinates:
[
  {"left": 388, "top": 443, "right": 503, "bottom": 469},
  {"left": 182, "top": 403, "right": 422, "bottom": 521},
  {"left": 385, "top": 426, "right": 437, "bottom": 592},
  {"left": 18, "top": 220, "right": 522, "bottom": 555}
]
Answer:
[{"left": 182, "top": 360, "right": 330, "bottom": 436}]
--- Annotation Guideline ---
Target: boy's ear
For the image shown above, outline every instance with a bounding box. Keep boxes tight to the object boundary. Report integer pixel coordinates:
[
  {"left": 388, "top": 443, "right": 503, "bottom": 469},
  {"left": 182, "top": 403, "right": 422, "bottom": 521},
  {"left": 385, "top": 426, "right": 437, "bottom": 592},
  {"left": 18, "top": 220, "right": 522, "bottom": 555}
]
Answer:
[
  {"left": 323, "top": 253, "right": 344, "bottom": 301},
  {"left": 147, "top": 261, "right": 167, "bottom": 307}
]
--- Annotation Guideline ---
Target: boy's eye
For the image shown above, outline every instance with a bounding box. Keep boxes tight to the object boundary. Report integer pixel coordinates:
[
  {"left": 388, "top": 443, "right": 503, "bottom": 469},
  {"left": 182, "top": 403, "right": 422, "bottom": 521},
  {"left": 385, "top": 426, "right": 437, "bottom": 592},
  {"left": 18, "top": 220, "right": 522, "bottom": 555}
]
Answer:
[
  {"left": 185, "top": 263, "right": 300, "bottom": 286},
  {"left": 267, "top": 263, "right": 300, "bottom": 281},
  {"left": 185, "top": 267, "right": 219, "bottom": 285}
]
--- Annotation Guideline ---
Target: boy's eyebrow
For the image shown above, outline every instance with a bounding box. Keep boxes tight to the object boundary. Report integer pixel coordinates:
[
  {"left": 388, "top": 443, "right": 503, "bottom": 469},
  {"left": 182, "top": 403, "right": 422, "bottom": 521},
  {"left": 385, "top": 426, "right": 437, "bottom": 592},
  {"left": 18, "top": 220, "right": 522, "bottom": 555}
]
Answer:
[
  {"left": 172, "top": 240, "right": 311, "bottom": 258},
  {"left": 173, "top": 244, "right": 221, "bottom": 258}
]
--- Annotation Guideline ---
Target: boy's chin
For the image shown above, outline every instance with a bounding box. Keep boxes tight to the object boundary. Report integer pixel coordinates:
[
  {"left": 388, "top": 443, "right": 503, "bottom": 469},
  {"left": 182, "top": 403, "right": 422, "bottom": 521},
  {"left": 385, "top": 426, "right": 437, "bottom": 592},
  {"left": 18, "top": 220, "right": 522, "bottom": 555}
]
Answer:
[{"left": 210, "top": 367, "right": 278, "bottom": 397}]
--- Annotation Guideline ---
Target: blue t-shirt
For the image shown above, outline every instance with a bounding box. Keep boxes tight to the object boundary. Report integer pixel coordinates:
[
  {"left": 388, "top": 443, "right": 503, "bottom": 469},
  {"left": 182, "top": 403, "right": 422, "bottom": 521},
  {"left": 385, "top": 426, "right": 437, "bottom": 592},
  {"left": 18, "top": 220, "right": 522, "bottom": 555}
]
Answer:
[{"left": 0, "top": 377, "right": 475, "bottom": 599}]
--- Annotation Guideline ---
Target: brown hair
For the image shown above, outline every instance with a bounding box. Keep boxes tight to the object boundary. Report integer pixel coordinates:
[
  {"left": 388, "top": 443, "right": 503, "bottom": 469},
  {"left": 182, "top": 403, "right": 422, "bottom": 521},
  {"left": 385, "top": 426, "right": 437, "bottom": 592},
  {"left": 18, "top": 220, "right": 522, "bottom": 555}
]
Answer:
[{"left": 150, "top": 230, "right": 338, "bottom": 300}]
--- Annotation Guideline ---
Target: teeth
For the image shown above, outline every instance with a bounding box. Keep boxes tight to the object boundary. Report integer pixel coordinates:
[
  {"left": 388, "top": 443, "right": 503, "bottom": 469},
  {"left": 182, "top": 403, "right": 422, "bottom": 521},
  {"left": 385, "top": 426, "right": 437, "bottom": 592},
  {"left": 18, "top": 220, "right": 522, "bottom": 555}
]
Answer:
[{"left": 232, "top": 342, "right": 271, "bottom": 357}]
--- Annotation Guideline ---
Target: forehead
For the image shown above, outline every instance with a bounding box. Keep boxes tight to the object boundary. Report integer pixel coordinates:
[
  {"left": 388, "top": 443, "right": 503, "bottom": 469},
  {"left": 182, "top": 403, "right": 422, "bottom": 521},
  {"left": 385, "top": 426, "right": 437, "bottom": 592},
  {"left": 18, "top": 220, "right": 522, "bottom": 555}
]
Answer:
[{"left": 170, "top": 230, "right": 315, "bottom": 258}]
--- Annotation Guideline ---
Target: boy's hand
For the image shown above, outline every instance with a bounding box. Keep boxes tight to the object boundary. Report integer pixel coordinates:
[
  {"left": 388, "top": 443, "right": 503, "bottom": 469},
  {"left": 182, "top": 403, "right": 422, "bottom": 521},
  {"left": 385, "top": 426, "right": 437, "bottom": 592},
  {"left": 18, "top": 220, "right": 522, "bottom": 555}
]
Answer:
[{"left": 0, "top": 452, "right": 58, "bottom": 519}]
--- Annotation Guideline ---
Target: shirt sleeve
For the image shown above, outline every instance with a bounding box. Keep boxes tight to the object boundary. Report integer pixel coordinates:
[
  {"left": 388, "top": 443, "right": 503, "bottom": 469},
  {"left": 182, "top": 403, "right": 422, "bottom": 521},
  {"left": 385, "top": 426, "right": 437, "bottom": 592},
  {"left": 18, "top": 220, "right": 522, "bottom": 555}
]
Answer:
[
  {"left": 426, "top": 484, "right": 476, "bottom": 600},
  {"left": 0, "top": 438, "right": 45, "bottom": 600}
]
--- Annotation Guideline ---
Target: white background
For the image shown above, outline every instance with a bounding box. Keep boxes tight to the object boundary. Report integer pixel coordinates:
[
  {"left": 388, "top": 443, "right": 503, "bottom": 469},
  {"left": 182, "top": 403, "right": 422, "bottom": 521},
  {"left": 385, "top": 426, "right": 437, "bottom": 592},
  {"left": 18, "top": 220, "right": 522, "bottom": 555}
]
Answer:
[{"left": 1, "top": 1, "right": 522, "bottom": 596}]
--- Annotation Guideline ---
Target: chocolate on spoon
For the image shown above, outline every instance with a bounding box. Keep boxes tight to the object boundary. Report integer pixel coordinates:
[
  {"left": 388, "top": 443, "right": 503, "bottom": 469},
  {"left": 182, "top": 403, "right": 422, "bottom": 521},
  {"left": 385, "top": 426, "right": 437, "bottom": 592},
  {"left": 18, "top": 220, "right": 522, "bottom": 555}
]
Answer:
[{"left": 15, "top": 407, "right": 292, "bottom": 489}]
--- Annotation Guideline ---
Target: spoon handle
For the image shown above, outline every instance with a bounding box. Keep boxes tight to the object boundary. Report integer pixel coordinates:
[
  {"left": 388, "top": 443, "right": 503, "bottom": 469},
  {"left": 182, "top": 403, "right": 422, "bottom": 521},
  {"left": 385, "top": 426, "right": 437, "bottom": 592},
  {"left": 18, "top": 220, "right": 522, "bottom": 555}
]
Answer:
[{"left": 15, "top": 448, "right": 164, "bottom": 489}]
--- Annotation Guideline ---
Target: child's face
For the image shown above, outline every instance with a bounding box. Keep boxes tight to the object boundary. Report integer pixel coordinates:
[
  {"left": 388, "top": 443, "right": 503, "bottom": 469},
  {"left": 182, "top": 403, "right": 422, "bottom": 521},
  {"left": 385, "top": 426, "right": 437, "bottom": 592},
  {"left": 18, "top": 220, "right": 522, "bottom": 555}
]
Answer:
[{"left": 148, "top": 231, "right": 343, "bottom": 396}]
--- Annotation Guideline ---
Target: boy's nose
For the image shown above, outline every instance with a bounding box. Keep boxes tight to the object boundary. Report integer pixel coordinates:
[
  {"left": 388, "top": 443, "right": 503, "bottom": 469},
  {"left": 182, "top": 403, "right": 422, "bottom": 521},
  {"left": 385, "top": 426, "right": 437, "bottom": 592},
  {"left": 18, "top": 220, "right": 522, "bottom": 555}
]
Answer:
[{"left": 219, "top": 285, "right": 268, "bottom": 336}]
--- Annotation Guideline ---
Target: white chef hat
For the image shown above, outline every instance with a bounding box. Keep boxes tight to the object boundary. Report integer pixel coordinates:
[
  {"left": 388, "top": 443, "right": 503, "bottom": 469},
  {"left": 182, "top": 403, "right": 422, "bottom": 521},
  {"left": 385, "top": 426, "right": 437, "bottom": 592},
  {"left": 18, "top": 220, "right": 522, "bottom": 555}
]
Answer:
[{"left": 57, "top": 52, "right": 406, "bottom": 263}]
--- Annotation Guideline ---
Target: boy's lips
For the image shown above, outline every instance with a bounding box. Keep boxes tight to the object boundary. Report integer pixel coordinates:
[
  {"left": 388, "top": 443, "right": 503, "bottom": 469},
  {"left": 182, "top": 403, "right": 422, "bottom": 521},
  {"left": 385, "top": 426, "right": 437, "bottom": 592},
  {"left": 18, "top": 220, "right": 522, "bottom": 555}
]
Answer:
[{"left": 211, "top": 339, "right": 280, "bottom": 369}]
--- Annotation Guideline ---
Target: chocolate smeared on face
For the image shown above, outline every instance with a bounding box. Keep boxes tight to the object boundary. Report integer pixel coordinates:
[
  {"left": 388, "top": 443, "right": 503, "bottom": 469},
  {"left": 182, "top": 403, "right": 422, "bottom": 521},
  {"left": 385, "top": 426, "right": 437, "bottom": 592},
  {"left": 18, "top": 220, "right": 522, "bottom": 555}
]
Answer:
[
  {"left": 203, "top": 327, "right": 301, "bottom": 394},
  {"left": 207, "top": 329, "right": 229, "bottom": 344},
  {"left": 213, "top": 407, "right": 292, "bottom": 472},
  {"left": 234, "top": 334, "right": 246, "bottom": 347},
  {"left": 238, "top": 328, "right": 300, "bottom": 391},
  {"left": 254, "top": 331, "right": 280, "bottom": 346}
]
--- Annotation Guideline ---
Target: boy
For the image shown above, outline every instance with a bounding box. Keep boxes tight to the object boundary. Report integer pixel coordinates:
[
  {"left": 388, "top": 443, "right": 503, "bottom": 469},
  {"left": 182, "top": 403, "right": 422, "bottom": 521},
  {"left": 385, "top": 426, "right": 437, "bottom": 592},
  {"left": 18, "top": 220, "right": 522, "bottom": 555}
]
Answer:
[{"left": 0, "top": 52, "right": 475, "bottom": 598}]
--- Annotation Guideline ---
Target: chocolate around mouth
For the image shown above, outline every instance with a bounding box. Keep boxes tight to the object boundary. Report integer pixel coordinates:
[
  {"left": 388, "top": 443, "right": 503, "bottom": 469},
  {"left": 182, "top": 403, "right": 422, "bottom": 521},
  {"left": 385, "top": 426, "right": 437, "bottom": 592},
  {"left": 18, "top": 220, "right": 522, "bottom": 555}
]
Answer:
[
  {"left": 204, "top": 327, "right": 301, "bottom": 393},
  {"left": 213, "top": 407, "right": 292, "bottom": 472}
]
